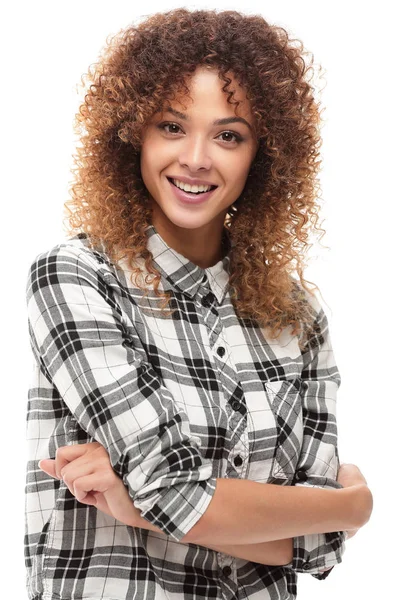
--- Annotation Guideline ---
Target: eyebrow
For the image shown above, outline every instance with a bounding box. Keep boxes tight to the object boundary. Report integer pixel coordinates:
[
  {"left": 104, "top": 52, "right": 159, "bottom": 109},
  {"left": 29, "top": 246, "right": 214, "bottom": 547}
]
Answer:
[{"left": 162, "top": 106, "right": 253, "bottom": 132}]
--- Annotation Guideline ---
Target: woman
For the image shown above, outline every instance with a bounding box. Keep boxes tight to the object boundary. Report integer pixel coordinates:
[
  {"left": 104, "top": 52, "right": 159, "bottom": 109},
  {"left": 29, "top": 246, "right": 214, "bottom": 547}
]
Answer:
[{"left": 25, "top": 8, "right": 372, "bottom": 600}]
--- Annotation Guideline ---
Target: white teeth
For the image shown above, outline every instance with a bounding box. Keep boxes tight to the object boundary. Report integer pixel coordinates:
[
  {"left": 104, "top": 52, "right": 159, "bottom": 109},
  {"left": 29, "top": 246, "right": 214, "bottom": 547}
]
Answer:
[{"left": 172, "top": 178, "right": 213, "bottom": 193}]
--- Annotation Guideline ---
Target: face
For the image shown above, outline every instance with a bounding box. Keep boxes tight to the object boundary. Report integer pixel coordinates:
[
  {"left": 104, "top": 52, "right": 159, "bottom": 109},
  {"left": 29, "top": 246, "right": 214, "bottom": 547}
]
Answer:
[{"left": 140, "top": 66, "right": 258, "bottom": 235}]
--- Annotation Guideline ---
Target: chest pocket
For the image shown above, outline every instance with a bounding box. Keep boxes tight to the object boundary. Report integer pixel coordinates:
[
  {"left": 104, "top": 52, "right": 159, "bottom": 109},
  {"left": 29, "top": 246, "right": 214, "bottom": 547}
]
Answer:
[{"left": 265, "top": 378, "right": 303, "bottom": 484}]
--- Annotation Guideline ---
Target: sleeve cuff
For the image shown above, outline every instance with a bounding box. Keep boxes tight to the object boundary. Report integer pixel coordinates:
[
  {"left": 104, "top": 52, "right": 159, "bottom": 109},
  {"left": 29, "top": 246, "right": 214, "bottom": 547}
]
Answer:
[
  {"left": 291, "top": 530, "right": 346, "bottom": 576},
  {"left": 312, "top": 566, "right": 335, "bottom": 580},
  {"left": 133, "top": 475, "right": 218, "bottom": 542}
]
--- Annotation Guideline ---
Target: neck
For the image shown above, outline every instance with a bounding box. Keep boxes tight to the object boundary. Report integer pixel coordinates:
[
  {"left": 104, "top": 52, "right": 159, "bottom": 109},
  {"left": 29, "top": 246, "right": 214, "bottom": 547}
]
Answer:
[{"left": 151, "top": 211, "right": 227, "bottom": 269}]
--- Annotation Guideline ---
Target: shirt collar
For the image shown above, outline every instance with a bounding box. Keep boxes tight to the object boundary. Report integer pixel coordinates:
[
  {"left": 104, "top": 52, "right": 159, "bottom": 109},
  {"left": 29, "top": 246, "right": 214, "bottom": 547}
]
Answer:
[{"left": 146, "top": 225, "right": 230, "bottom": 303}]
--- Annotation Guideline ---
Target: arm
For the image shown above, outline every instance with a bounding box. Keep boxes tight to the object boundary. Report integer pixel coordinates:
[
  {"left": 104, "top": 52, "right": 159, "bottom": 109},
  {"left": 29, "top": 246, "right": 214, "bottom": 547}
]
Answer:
[
  {"left": 179, "top": 478, "right": 368, "bottom": 545},
  {"left": 26, "top": 245, "right": 217, "bottom": 543},
  {"left": 41, "top": 442, "right": 294, "bottom": 566},
  {"left": 94, "top": 469, "right": 366, "bottom": 547},
  {"left": 177, "top": 289, "right": 372, "bottom": 547},
  {"left": 286, "top": 284, "right": 350, "bottom": 578},
  {"left": 132, "top": 510, "right": 294, "bottom": 565},
  {"left": 125, "top": 505, "right": 293, "bottom": 564},
  {"left": 27, "top": 247, "right": 371, "bottom": 548}
]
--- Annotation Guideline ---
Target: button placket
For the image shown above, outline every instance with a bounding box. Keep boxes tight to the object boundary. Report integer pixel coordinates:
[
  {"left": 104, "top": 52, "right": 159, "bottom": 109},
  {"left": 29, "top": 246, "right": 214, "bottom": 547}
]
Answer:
[
  {"left": 230, "top": 399, "right": 241, "bottom": 411},
  {"left": 199, "top": 288, "right": 220, "bottom": 336},
  {"left": 201, "top": 291, "right": 215, "bottom": 309},
  {"left": 233, "top": 454, "right": 243, "bottom": 467},
  {"left": 295, "top": 469, "right": 308, "bottom": 482},
  {"left": 198, "top": 288, "right": 231, "bottom": 411},
  {"left": 216, "top": 346, "right": 226, "bottom": 358},
  {"left": 199, "top": 285, "right": 249, "bottom": 486},
  {"left": 222, "top": 565, "right": 232, "bottom": 577},
  {"left": 217, "top": 549, "right": 236, "bottom": 586}
]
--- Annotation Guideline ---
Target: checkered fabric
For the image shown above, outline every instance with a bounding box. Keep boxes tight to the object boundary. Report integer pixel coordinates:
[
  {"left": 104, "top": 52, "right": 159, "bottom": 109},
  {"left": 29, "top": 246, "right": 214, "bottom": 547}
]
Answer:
[{"left": 24, "top": 225, "right": 346, "bottom": 599}]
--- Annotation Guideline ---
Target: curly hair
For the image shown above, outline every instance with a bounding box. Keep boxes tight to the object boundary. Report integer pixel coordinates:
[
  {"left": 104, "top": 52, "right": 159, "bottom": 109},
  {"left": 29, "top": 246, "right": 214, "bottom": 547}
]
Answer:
[{"left": 64, "top": 7, "right": 328, "bottom": 346}]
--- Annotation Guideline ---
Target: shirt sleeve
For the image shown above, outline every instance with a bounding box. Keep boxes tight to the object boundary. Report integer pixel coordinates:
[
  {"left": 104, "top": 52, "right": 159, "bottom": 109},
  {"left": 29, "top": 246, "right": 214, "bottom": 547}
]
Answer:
[
  {"left": 25, "top": 244, "right": 217, "bottom": 542},
  {"left": 288, "top": 289, "right": 346, "bottom": 578}
]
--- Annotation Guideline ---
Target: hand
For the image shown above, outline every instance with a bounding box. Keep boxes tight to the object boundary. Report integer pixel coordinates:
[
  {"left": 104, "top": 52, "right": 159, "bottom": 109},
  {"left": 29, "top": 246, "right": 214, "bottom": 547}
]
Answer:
[
  {"left": 38, "top": 442, "right": 142, "bottom": 526},
  {"left": 337, "top": 463, "right": 368, "bottom": 488},
  {"left": 336, "top": 463, "right": 372, "bottom": 539}
]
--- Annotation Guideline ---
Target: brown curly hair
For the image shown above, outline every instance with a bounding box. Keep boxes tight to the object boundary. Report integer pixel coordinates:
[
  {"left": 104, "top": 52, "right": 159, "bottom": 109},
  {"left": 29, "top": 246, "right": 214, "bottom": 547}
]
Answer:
[{"left": 64, "top": 7, "right": 328, "bottom": 346}]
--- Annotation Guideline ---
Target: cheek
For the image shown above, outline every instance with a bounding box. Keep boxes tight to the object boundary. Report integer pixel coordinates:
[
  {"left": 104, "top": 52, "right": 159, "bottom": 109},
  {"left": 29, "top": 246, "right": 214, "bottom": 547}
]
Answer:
[
  {"left": 140, "top": 147, "right": 157, "bottom": 184},
  {"left": 141, "top": 141, "right": 169, "bottom": 179},
  {"left": 227, "top": 159, "right": 253, "bottom": 188}
]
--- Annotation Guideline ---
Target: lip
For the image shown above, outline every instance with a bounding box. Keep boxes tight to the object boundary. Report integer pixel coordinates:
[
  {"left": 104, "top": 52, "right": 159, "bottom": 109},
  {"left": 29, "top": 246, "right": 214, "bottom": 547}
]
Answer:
[
  {"left": 166, "top": 176, "right": 217, "bottom": 205},
  {"left": 167, "top": 175, "right": 218, "bottom": 187}
]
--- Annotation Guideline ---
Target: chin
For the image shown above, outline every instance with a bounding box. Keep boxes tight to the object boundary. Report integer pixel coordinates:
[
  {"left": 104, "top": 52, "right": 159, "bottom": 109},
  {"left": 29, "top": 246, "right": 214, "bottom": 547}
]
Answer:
[
  {"left": 172, "top": 220, "right": 210, "bottom": 230},
  {"left": 165, "top": 212, "right": 214, "bottom": 231}
]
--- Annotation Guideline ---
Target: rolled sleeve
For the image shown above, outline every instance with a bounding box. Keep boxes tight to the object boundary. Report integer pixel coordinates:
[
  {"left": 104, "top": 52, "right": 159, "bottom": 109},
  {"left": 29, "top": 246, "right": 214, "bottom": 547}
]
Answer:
[
  {"left": 289, "top": 287, "right": 347, "bottom": 577},
  {"left": 292, "top": 509, "right": 346, "bottom": 577},
  {"left": 25, "top": 244, "right": 217, "bottom": 541},
  {"left": 131, "top": 475, "right": 217, "bottom": 541}
]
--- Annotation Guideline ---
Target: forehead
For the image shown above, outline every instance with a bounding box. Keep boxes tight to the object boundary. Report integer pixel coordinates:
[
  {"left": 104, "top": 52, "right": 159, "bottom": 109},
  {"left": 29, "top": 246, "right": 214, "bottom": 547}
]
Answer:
[{"left": 167, "top": 66, "right": 254, "bottom": 120}]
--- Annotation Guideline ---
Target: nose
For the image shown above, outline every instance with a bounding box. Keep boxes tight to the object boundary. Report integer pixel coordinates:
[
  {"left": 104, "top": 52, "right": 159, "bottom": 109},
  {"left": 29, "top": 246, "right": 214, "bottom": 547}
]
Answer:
[{"left": 178, "top": 135, "right": 212, "bottom": 172}]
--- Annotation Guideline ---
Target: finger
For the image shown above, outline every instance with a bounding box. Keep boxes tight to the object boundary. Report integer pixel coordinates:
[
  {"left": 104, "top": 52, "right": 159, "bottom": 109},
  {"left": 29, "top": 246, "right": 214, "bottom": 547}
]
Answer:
[
  {"left": 73, "top": 473, "right": 114, "bottom": 503},
  {"left": 38, "top": 455, "right": 93, "bottom": 483},
  {"left": 76, "top": 491, "right": 98, "bottom": 506},
  {"left": 38, "top": 458, "right": 84, "bottom": 501},
  {"left": 59, "top": 453, "right": 95, "bottom": 478},
  {"left": 54, "top": 443, "right": 97, "bottom": 480},
  {"left": 38, "top": 459, "right": 58, "bottom": 479},
  {"left": 345, "top": 529, "right": 358, "bottom": 540},
  {"left": 59, "top": 445, "right": 110, "bottom": 481},
  {"left": 58, "top": 445, "right": 112, "bottom": 497},
  {"left": 61, "top": 460, "right": 97, "bottom": 496}
]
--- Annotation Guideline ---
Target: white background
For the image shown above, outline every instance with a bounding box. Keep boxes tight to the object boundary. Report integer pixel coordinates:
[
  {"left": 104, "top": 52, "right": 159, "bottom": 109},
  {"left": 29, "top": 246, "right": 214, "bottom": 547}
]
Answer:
[{"left": 2, "top": 1, "right": 393, "bottom": 597}]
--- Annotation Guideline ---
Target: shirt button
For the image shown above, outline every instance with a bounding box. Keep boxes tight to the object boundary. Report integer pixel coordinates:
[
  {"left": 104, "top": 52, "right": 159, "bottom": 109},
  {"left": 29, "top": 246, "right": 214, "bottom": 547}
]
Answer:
[
  {"left": 295, "top": 469, "right": 308, "bottom": 482},
  {"left": 201, "top": 293, "right": 215, "bottom": 308},
  {"left": 302, "top": 562, "right": 311, "bottom": 570},
  {"left": 222, "top": 565, "right": 232, "bottom": 577},
  {"left": 217, "top": 346, "right": 225, "bottom": 358},
  {"left": 234, "top": 455, "right": 243, "bottom": 467},
  {"left": 230, "top": 400, "right": 241, "bottom": 411}
]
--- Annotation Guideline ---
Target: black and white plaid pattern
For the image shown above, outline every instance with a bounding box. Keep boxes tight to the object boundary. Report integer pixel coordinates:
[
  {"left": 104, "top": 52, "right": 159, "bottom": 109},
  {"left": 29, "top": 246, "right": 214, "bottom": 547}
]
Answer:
[{"left": 25, "top": 225, "right": 346, "bottom": 599}]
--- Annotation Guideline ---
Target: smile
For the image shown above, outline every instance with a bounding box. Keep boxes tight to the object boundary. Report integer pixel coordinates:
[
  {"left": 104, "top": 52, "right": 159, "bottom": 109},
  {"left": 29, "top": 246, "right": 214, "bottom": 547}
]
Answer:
[
  {"left": 168, "top": 177, "right": 217, "bottom": 193},
  {"left": 166, "top": 177, "right": 218, "bottom": 205}
]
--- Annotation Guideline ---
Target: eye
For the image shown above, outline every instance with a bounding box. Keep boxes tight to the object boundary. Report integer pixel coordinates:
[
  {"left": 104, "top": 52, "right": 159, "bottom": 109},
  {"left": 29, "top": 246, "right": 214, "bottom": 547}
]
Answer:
[
  {"left": 157, "top": 122, "right": 244, "bottom": 144},
  {"left": 217, "top": 131, "right": 244, "bottom": 144},
  {"left": 158, "top": 122, "right": 183, "bottom": 135}
]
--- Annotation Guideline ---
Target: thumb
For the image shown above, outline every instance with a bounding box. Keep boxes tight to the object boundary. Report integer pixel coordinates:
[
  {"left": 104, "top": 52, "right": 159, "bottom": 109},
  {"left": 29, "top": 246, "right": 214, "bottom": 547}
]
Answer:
[{"left": 39, "top": 459, "right": 59, "bottom": 479}]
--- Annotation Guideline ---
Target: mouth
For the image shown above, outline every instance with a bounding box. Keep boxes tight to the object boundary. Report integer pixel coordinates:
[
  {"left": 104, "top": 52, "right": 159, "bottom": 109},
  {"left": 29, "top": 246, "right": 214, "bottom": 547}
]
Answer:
[{"left": 166, "top": 177, "right": 218, "bottom": 205}]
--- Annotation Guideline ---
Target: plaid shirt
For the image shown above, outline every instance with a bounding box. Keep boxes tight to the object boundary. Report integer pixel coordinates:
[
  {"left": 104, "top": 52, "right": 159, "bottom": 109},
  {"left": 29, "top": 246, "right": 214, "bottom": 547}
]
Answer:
[{"left": 25, "top": 225, "right": 346, "bottom": 600}]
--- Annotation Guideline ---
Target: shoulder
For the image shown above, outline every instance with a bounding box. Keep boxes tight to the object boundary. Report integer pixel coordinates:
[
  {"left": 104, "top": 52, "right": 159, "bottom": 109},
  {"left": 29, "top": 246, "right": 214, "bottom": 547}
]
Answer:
[
  {"left": 26, "top": 234, "right": 117, "bottom": 277},
  {"left": 290, "top": 276, "right": 326, "bottom": 320},
  {"left": 25, "top": 234, "right": 149, "bottom": 304},
  {"left": 25, "top": 234, "right": 122, "bottom": 301},
  {"left": 289, "top": 277, "right": 333, "bottom": 353}
]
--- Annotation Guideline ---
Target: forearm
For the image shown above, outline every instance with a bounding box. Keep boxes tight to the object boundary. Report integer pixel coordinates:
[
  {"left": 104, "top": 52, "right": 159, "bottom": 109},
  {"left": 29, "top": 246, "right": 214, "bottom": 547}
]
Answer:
[
  {"left": 127, "top": 509, "right": 293, "bottom": 565},
  {"left": 180, "top": 478, "right": 370, "bottom": 546},
  {"left": 123, "top": 477, "right": 369, "bottom": 549},
  {"left": 124, "top": 479, "right": 372, "bottom": 546}
]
